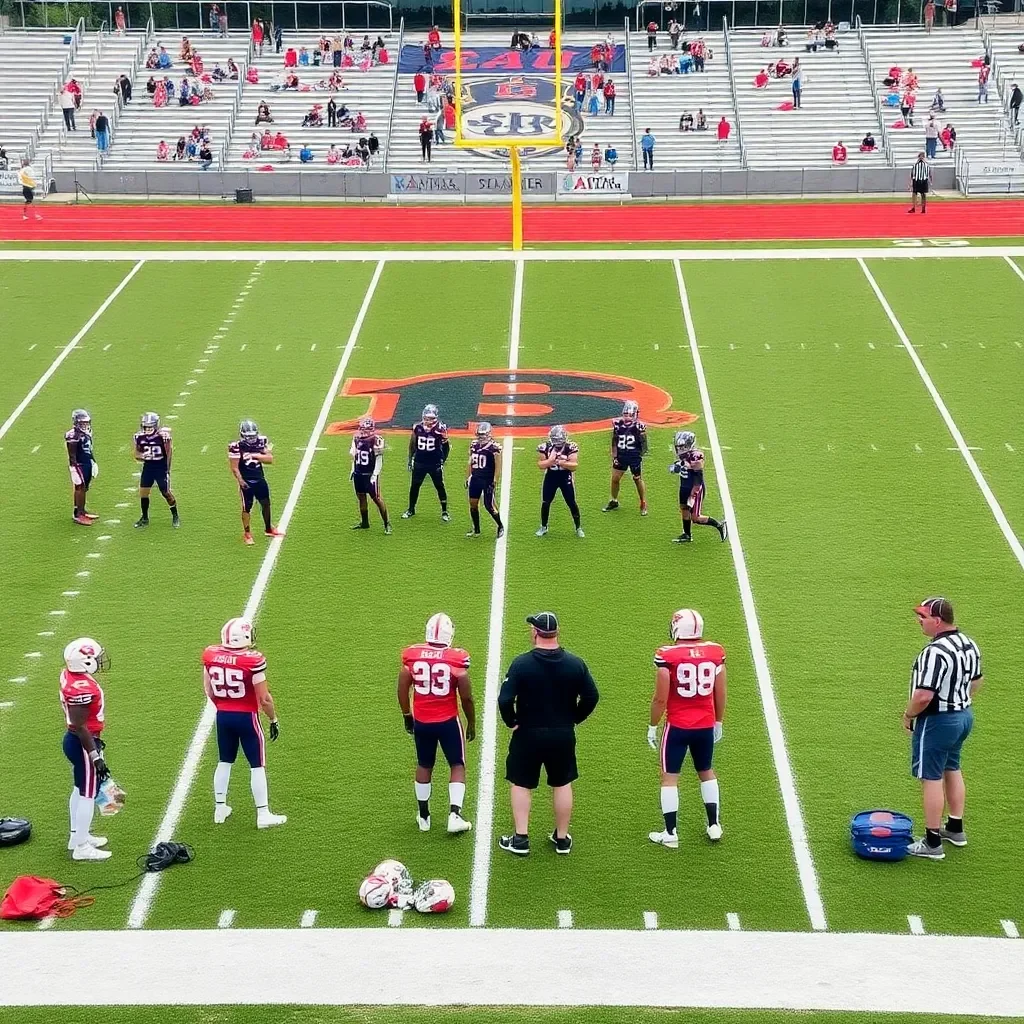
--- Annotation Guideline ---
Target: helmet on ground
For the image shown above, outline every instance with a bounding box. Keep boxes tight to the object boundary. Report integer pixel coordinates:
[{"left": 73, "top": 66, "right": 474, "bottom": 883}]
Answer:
[
  {"left": 0, "top": 818, "right": 31, "bottom": 847},
  {"left": 670, "top": 609, "right": 704, "bottom": 642},
  {"left": 221, "top": 618, "right": 255, "bottom": 650},
  {"left": 63, "top": 638, "right": 108, "bottom": 675},
  {"left": 358, "top": 874, "right": 394, "bottom": 909},
  {"left": 373, "top": 859, "right": 414, "bottom": 897},
  {"left": 413, "top": 879, "right": 455, "bottom": 913},
  {"left": 425, "top": 613, "right": 454, "bottom": 648}
]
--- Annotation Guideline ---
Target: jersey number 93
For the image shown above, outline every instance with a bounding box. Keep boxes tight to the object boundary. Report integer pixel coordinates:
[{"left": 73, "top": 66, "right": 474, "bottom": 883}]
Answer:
[{"left": 412, "top": 661, "right": 451, "bottom": 697}]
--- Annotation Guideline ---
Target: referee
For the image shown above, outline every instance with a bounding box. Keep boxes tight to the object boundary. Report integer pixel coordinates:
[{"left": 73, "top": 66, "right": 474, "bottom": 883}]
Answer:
[
  {"left": 497, "top": 612, "right": 599, "bottom": 856},
  {"left": 903, "top": 596, "right": 982, "bottom": 860},
  {"left": 909, "top": 152, "right": 932, "bottom": 214}
]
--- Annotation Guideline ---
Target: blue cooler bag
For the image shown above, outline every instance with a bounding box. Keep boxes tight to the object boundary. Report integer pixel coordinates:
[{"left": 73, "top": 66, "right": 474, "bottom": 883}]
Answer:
[{"left": 851, "top": 809, "right": 913, "bottom": 861}]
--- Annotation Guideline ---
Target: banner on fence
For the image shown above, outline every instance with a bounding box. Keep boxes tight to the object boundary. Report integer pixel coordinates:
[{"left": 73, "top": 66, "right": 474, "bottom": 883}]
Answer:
[
  {"left": 389, "top": 173, "right": 462, "bottom": 195},
  {"left": 399, "top": 46, "right": 625, "bottom": 75},
  {"left": 558, "top": 171, "right": 630, "bottom": 195}
]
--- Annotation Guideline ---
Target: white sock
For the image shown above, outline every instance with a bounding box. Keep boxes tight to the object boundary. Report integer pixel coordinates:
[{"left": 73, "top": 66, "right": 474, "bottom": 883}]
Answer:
[
  {"left": 69, "top": 788, "right": 80, "bottom": 842},
  {"left": 449, "top": 782, "right": 466, "bottom": 812},
  {"left": 72, "top": 794, "right": 96, "bottom": 848},
  {"left": 700, "top": 778, "right": 721, "bottom": 825},
  {"left": 660, "top": 785, "right": 679, "bottom": 832},
  {"left": 415, "top": 781, "right": 431, "bottom": 810},
  {"left": 214, "top": 761, "right": 232, "bottom": 803},
  {"left": 250, "top": 766, "right": 269, "bottom": 810}
]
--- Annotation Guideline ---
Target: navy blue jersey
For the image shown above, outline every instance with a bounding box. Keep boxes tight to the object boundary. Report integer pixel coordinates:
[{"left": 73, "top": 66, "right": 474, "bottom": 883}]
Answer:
[
  {"left": 537, "top": 440, "right": 579, "bottom": 476},
  {"left": 351, "top": 432, "right": 385, "bottom": 475},
  {"left": 134, "top": 429, "right": 170, "bottom": 463},
  {"left": 611, "top": 418, "right": 648, "bottom": 460},
  {"left": 65, "top": 427, "right": 93, "bottom": 464},
  {"left": 469, "top": 439, "right": 500, "bottom": 482},
  {"left": 229, "top": 435, "right": 270, "bottom": 483},
  {"left": 677, "top": 448, "right": 706, "bottom": 492},
  {"left": 411, "top": 422, "right": 449, "bottom": 466}
]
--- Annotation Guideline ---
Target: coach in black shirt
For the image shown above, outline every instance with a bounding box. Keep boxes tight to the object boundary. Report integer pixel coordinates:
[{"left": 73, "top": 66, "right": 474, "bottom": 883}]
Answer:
[{"left": 497, "top": 612, "right": 599, "bottom": 857}]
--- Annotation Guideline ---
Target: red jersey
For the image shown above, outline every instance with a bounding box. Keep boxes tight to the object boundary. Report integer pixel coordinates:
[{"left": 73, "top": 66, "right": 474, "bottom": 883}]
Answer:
[
  {"left": 202, "top": 645, "right": 268, "bottom": 713},
  {"left": 401, "top": 643, "right": 470, "bottom": 724},
  {"left": 655, "top": 640, "right": 725, "bottom": 729},
  {"left": 59, "top": 669, "right": 105, "bottom": 735}
]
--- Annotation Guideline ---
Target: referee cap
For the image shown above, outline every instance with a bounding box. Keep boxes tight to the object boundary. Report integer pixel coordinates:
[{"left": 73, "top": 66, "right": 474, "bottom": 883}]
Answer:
[
  {"left": 526, "top": 612, "right": 559, "bottom": 637},
  {"left": 913, "top": 596, "right": 954, "bottom": 624}
]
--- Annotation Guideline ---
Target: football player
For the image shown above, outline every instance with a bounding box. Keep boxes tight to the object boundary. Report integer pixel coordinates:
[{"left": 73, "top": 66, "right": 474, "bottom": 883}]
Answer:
[
  {"left": 465, "top": 422, "right": 504, "bottom": 539},
  {"left": 647, "top": 609, "right": 726, "bottom": 848},
  {"left": 670, "top": 431, "right": 727, "bottom": 544},
  {"left": 350, "top": 416, "right": 391, "bottom": 534},
  {"left": 402, "top": 404, "right": 450, "bottom": 522},
  {"left": 603, "top": 400, "right": 649, "bottom": 515},
  {"left": 536, "top": 425, "right": 584, "bottom": 538},
  {"left": 133, "top": 412, "right": 180, "bottom": 529},
  {"left": 397, "top": 613, "right": 475, "bottom": 833},
  {"left": 60, "top": 637, "right": 112, "bottom": 861},
  {"left": 228, "top": 419, "right": 284, "bottom": 546},
  {"left": 202, "top": 618, "right": 286, "bottom": 829},
  {"left": 65, "top": 409, "right": 99, "bottom": 526}
]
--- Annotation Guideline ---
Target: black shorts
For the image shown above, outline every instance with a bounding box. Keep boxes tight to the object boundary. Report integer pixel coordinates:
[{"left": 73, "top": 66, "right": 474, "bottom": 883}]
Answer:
[
  {"left": 79, "top": 460, "right": 93, "bottom": 491},
  {"left": 506, "top": 727, "right": 577, "bottom": 789},
  {"left": 468, "top": 476, "right": 496, "bottom": 506},
  {"left": 240, "top": 478, "right": 270, "bottom": 511},
  {"left": 542, "top": 472, "right": 577, "bottom": 506},
  {"left": 660, "top": 725, "right": 714, "bottom": 775},
  {"left": 680, "top": 480, "right": 705, "bottom": 517},
  {"left": 22, "top": 186, "right": 34, "bottom": 204},
  {"left": 612, "top": 457, "right": 642, "bottom": 477},
  {"left": 140, "top": 460, "right": 169, "bottom": 491},
  {"left": 912, "top": 180, "right": 929, "bottom": 195},
  {"left": 413, "top": 717, "right": 465, "bottom": 771},
  {"left": 352, "top": 472, "right": 379, "bottom": 497}
]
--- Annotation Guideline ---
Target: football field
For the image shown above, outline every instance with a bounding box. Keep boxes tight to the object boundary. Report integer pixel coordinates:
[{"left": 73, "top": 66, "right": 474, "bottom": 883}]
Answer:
[{"left": 1, "top": 246, "right": 1023, "bottom": 1016}]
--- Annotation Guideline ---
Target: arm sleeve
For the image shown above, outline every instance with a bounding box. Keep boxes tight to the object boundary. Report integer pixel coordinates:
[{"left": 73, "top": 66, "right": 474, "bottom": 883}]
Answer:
[
  {"left": 497, "top": 667, "right": 518, "bottom": 728},
  {"left": 574, "top": 662, "right": 600, "bottom": 724},
  {"left": 639, "top": 428, "right": 649, "bottom": 456},
  {"left": 441, "top": 438, "right": 451, "bottom": 463},
  {"left": 370, "top": 452, "right": 382, "bottom": 481}
]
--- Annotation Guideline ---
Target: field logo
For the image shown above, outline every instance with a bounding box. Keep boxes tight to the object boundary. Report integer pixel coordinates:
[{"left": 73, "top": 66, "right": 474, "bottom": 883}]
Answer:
[{"left": 327, "top": 369, "right": 697, "bottom": 438}]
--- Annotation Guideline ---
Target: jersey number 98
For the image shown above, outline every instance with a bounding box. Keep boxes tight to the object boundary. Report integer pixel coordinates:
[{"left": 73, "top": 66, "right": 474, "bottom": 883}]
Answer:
[
  {"left": 412, "top": 661, "right": 451, "bottom": 697},
  {"left": 208, "top": 665, "right": 246, "bottom": 699},
  {"left": 675, "top": 661, "right": 715, "bottom": 698}
]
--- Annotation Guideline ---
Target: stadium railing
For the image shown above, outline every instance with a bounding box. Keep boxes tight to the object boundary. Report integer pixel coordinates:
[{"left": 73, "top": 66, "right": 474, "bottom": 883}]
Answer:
[
  {"left": 25, "top": 18, "right": 86, "bottom": 168},
  {"left": 219, "top": 35, "right": 255, "bottom": 171},
  {"left": 856, "top": 18, "right": 895, "bottom": 168},
  {"left": 625, "top": 17, "right": 640, "bottom": 171},
  {"left": 100, "top": 17, "right": 154, "bottom": 170},
  {"left": 381, "top": 16, "right": 404, "bottom": 173},
  {"left": 980, "top": 20, "right": 1024, "bottom": 159},
  {"left": 722, "top": 18, "right": 746, "bottom": 168}
]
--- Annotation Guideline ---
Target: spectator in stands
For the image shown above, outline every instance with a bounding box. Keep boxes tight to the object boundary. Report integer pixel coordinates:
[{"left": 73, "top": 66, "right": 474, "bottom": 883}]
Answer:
[
  {"left": 354, "top": 111, "right": 367, "bottom": 133},
  {"left": 691, "top": 38, "right": 706, "bottom": 72},
  {"left": 603, "top": 78, "right": 616, "bottom": 115},
  {"left": 925, "top": 115, "right": 939, "bottom": 159},
  {"left": 679, "top": 111, "right": 694, "bottom": 131},
  {"left": 754, "top": 67, "right": 769, "bottom": 89},
  {"left": 252, "top": 19, "right": 264, "bottom": 55},
  {"left": 178, "top": 77, "right": 191, "bottom": 105},
  {"left": 903, "top": 68, "right": 918, "bottom": 90},
  {"left": 668, "top": 19, "right": 681, "bottom": 49},
  {"left": 696, "top": 109, "right": 707, "bottom": 130},
  {"left": 60, "top": 86, "right": 77, "bottom": 130},
  {"left": 590, "top": 41, "right": 603, "bottom": 69},
  {"left": 180, "top": 37, "right": 194, "bottom": 62},
  {"left": 647, "top": 20, "right": 658, "bottom": 51},
  {"left": 275, "top": 23, "right": 283, "bottom": 53},
  {"left": 777, "top": 27, "right": 788, "bottom": 46},
  {"left": 67, "top": 78, "right": 83, "bottom": 109},
  {"left": 604, "top": 144, "right": 617, "bottom": 167},
  {"left": 174, "top": 136, "right": 186, "bottom": 159},
  {"left": 565, "top": 137, "right": 576, "bottom": 170},
  {"left": 883, "top": 65, "right": 901, "bottom": 87},
  {"left": 791, "top": 58, "right": 803, "bottom": 108},
  {"left": 978, "top": 64, "right": 990, "bottom": 104},
  {"left": 590, "top": 143, "right": 601, "bottom": 170},
  {"left": 419, "top": 116, "right": 433, "bottom": 161},
  {"left": 925, "top": 0, "right": 935, "bottom": 31},
  {"left": 209, "top": 4, "right": 218, "bottom": 31},
  {"left": 361, "top": 35, "right": 372, "bottom": 52},
  {"left": 327, "top": 143, "right": 341, "bottom": 164},
  {"left": 280, "top": 142, "right": 293, "bottom": 162},
  {"left": 164, "top": 76, "right": 175, "bottom": 99},
  {"left": 414, "top": 71, "right": 427, "bottom": 103},
  {"left": 115, "top": 74, "right": 132, "bottom": 106},
  {"left": 901, "top": 89, "right": 916, "bottom": 127},
  {"left": 641, "top": 128, "right": 656, "bottom": 169},
  {"left": 158, "top": 46, "right": 171, "bottom": 70},
  {"left": 368, "top": 133, "right": 380, "bottom": 160},
  {"left": 94, "top": 110, "right": 110, "bottom": 152},
  {"left": 273, "top": 130, "right": 289, "bottom": 149},
  {"left": 212, "top": 63, "right": 227, "bottom": 82},
  {"left": 285, "top": 47, "right": 298, "bottom": 68},
  {"left": 302, "top": 105, "right": 324, "bottom": 128},
  {"left": 326, "top": 96, "right": 337, "bottom": 128},
  {"left": 428, "top": 25, "right": 442, "bottom": 51},
  {"left": 444, "top": 98, "right": 455, "bottom": 133},
  {"left": 930, "top": 88, "right": 945, "bottom": 113},
  {"left": 299, "top": 143, "right": 314, "bottom": 163},
  {"left": 146, "top": 48, "right": 159, "bottom": 69},
  {"left": 434, "top": 107, "right": 446, "bottom": 144},
  {"left": 0, "top": 147, "right": 8, "bottom": 170},
  {"left": 156, "top": 140, "right": 169, "bottom": 161},
  {"left": 717, "top": 115, "right": 731, "bottom": 142},
  {"left": 824, "top": 25, "right": 839, "bottom": 50},
  {"left": 115, "top": 6, "right": 126, "bottom": 33},
  {"left": 549, "top": 29, "right": 556, "bottom": 48},
  {"left": 336, "top": 104, "right": 353, "bottom": 128},
  {"left": 1012, "top": 83, "right": 1023, "bottom": 124},
  {"left": 299, "top": 46, "right": 310, "bottom": 66},
  {"left": 530, "top": 32, "right": 540, "bottom": 49},
  {"left": 860, "top": 131, "right": 876, "bottom": 151},
  {"left": 185, "top": 136, "right": 198, "bottom": 159},
  {"left": 218, "top": 7, "right": 228, "bottom": 36},
  {"left": 153, "top": 78, "right": 167, "bottom": 107},
  {"left": 940, "top": 123, "right": 955, "bottom": 151},
  {"left": 832, "top": 140, "right": 847, "bottom": 163},
  {"left": 355, "top": 138, "right": 369, "bottom": 164},
  {"left": 574, "top": 72, "right": 587, "bottom": 111},
  {"left": 256, "top": 101, "right": 274, "bottom": 125}
]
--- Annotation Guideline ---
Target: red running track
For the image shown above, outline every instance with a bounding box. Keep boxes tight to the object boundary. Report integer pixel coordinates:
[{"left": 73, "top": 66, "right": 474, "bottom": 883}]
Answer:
[{"left": 3, "top": 200, "right": 1024, "bottom": 243}]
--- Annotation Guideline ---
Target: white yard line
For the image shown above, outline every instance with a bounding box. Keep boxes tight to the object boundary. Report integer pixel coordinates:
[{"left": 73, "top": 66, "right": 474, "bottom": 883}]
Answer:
[
  {"left": 1001, "top": 919, "right": 1020, "bottom": 939},
  {"left": 859, "top": 258, "right": 1024, "bottom": 572},
  {"left": 1002, "top": 254, "right": 1024, "bottom": 284},
  {"left": 217, "top": 910, "right": 236, "bottom": 929},
  {"left": 299, "top": 910, "right": 318, "bottom": 929},
  {"left": 0, "top": 261, "right": 144, "bottom": 442},
  {"left": 4, "top": 928, "right": 1024, "bottom": 1013},
  {"left": 125, "top": 259, "right": 387, "bottom": 931},
  {"left": 643, "top": 912, "right": 659, "bottom": 930},
  {"left": 674, "top": 259, "right": 827, "bottom": 933},
  {"left": 726, "top": 913, "right": 742, "bottom": 931},
  {"left": 557, "top": 910, "right": 574, "bottom": 929},
  {"left": 908, "top": 915, "right": 925, "bottom": 936},
  {"left": 467, "top": 257, "right": 522, "bottom": 929}
]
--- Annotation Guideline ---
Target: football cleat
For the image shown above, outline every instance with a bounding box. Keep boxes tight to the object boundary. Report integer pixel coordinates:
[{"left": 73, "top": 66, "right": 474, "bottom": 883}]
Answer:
[
  {"left": 548, "top": 425, "right": 568, "bottom": 445},
  {"left": 134, "top": 517, "right": 149, "bottom": 528},
  {"left": 73, "top": 514, "right": 93, "bottom": 526},
  {"left": 257, "top": 810, "right": 287, "bottom": 829},
  {"left": 466, "top": 530, "right": 480, "bottom": 538},
  {"left": 674, "top": 430, "right": 696, "bottom": 455},
  {"left": 63, "top": 638, "right": 108, "bottom": 674},
  {"left": 496, "top": 525, "right": 505, "bottom": 539},
  {"left": 67, "top": 834, "right": 107, "bottom": 850},
  {"left": 82, "top": 512, "right": 100, "bottom": 521},
  {"left": 71, "top": 409, "right": 92, "bottom": 433},
  {"left": 221, "top": 618, "right": 255, "bottom": 650},
  {"left": 400, "top": 510, "right": 415, "bottom": 519},
  {"left": 549, "top": 832, "right": 572, "bottom": 854},
  {"left": 421, "top": 404, "right": 439, "bottom": 428},
  {"left": 670, "top": 609, "right": 704, "bottom": 642},
  {"left": 672, "top": 534, "right": 691, "bottom": 544},
  {"left": 640, "top": 502, "right": 649, "bottom": 517},
  {"left": 649, "top": 829, "right": 679, "bottom": 849},
  {"left": 602, "top": 500, "right": 620, "bottom": 512},
  {"left": 72, "top": 843, "right": 112, "bottom": 861},
  {"left": 447, "top": 812, "right": 472, "bottom": 834},
  {"left": 576, "top": 527, "right": 585, "bottom": 539},
  {"left": 498, "top": 834, "right": 530, "bottom": 855},
  {"left": 535, "top": 526, "right": 548, "bottom": 537},
  {"left": 706, "top": 823, "right": 723, "bottom": 841},
  {"left": 243, "top": 532, "right": 255, "bottom": 546},
  {"left": 425, "top": 612, "right": 454, "bottom": 647},
  {"left": 239, "top": 419, "right": 259, "bottom": 440},
  {"left": 351, "top": 521, "right": 370, "bottom": 530},
  {"left": 476, "top": 421, "right": 492, "bottom": 440},
  {"left": 621, "top": 400, "right": 639, "bottom": 425},
  {"left": 214, "top": 804, "right": 233, "bottom": 824},
  {"left": 383, "top": 522, "right": 393, "bottom": 535},
  {"left": 441, "top": 510, "right": 451, "bottom": 522},
  {"left": 140, "top": 412, "right": 160, "bottom": 434},
  {"left": 719, "top": 521, "right": 729, "bottom": 542},
  {"left": 265, "top": 528, "right": 285, "bottom": 538},
  {"left": 939, "top": 827, "right": 967, "bottom": 847},
  {"left": 417, "top": 814, "right": 431, "bottom": 832}
]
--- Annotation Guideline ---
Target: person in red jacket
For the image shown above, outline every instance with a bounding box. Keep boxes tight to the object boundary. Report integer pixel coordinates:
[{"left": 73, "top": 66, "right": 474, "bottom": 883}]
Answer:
[
  {"left": 414, "top": 71, "right": 426, "bottom": 102},
  {"left": 428, "top": 26, "right": 441, "bottom": 51},
  {"left": 603, "top": 77, "right": 616, "bottom": 115},
  {"left": 717, "top": 116, "right": 731, "bottom": 141},
  {"left": 832, "top": 140, "right": 847, "bottom": 163}
]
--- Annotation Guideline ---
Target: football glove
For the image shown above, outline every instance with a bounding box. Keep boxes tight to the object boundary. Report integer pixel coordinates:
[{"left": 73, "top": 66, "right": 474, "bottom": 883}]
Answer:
[
  {"left": 713, "top": 722, "right": 723, "bottom": 743},
  {"left": 69, "top": 465, "right": 84, "bottom": 486},
  {"left": 668, "top": 462, "right": 681, "bottom": 474},
  {"left": 647, "top": 725, "right": 658, "bottom": 749},
  {"left": 269, "top": 720, "right": 280, "bottom": 741},
  {"left": 94, "top": 757, "right": 110, "bottom": 783},
  {"left": 91, "top": 461, "right": 99, "bottom": 478},
  {"left": 407, "top": 459, "right": 413, "bottom": 472},
  {"left": 403, "top": 713, "right": 415, "bottom": 735},
  {"left": 466, "top": 723, "right": 476, "bottom": 742}
]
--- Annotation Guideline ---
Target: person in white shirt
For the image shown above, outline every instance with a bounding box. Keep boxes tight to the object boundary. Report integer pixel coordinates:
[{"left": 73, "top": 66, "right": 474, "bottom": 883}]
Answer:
[{"left": 60, "top": 87, "right": 77, "bottom": 130}]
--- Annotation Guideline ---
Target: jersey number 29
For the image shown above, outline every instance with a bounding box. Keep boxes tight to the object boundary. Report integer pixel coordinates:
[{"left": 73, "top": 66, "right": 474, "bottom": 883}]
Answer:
[
  {"left": 412, "top": 661, "right": 451, "bottom": 697},
  {"left": 208, "top": 665, "right": 246, "bottom": 699},
  {"left": 675, "top": 661, "right": 716, "bottom": 698}
]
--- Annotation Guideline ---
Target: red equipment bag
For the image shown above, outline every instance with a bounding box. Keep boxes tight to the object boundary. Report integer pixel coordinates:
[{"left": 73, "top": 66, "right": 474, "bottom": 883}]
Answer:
[{"left": 0, "top": 876, "right": 93, "bottom": 920}]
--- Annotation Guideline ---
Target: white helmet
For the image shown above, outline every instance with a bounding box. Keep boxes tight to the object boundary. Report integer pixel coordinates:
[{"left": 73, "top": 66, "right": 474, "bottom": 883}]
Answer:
[
  {"left": 221, "top": 618, "right": 255, "bottom": 650},
  {"left": 670, "top": 609, "right": 704, "bottom": 642},
  {"left": 412, "top": 879, "right": 455, "bottom": 913},
  {"left": 374, "top": 859, "right": 414, "bottom": 902},
  {"left": 425, "top": 612, "right": 454, "bottom": 648},
  {"left": 63, "top": 637, "right": 107, "bottom": 674},
  {"left": 358, "top": 873, "right": 394, "bottom": 909}
]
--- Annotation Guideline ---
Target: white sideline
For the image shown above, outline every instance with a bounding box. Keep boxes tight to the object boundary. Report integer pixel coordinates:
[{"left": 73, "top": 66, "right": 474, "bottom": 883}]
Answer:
[
  {"left": 125, "top": 259, "right": 387, "bottom": 930},
  {"left": 3, "top": 927, "right": 1023, "bottom": 1012},
  {"left": 859, "top": 258, "right": 1024, "bottom": 572},
  {"left": 4, "top": 246, "right": 1024, "bottom": 264},
  {"left": 468, "top": 256, "right": 523, "bottom": 928},
  {"left": 0, "top": 260, "right": 144, "bottom": 441},
  {"left": 674, "top": 260, "right": 828, "bottom": 932}
]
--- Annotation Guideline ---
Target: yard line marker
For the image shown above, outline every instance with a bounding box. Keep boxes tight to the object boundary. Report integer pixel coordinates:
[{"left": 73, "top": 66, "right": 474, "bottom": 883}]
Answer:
[
  {"left": 300, "top": 910, "right": 318, "bottom": 928},
  {"left": 310, "top": 343, "right": 317, "bottom": 352},
  {"left": 98, "top": 535, "right": 112, "bottom": 541},
  {"left": 871, "top": 444, "right": 879, "bottom": 451},
  {"left": 275, "top": 344, "right": 282, "bottom": 351},
  {"left": 186, "top": 379, "right": 198, "bottom": 385},
  {"left": 62, "top": 591, "right": 80, "bottom": 597},
  {"left": 908, "top": 915, "right": 925, "bottom": 936},
  {"left": 48, "top": 610, "right": 66, "bottom": 617},
  {"left": 217, "top": 910, "right": 235, "bottom": 929},
  {"left": 388, "top": 910, "right": 404, "bottom": 928},
  {"left": 0, "top": 261, "right": 144, "bottom": 443},
  {"left": 727, "top": 913, "right": 742, "bottom": 931},
  {"left": 201, "top": 445, "right": 209, "bottom": 454},
  {"left": 643, "top": 912, "right": 659, "bottom": 930},
  {"left": 104, "top": 519, "right": 120, "bottom": 525},
  {"left": 675, "top": 260, "right": 827, "bottom": 933},
  {"left": 0, "top": 702, "right": 15, "bottom": 709},
  {"left": 37, "top": 629, "right": 55, "bottom": 635},
  {"left": 76, "top": 570, "right": 91, "bottom": 576},
  {"left": 860, "top": 259, "right": 1024, "bottom": 573},
  {"left": 24, "top": 653, "right": 41, "bottom": 659},
  {"left": 948, "top": 447, "right": 983, "bottom": 452},
  {"left": 30, "top": 444, "right": 40, "bottom": 454},
  {"left": 166, "top": 415, "right": 178, "bottom": 421},
  {"left": 764, "top": 342, "right": 771, "bottom": 350},
  {"left": 914, "top": 443, "right": 923, "bottom": 453},
  {"left": 28, "top": 343, "right": 36, "bottom": 351},
  {"left": 9, "top": 677, "right": 28, "bottom": 683},
  {"left": 127, "top": 259, "right": 387, "bottom": 931},
  {"left": 1006, "top": 444, "right": 1016, "bottom": 453},
  {"left": 173, "top": 403, "right": 186, "bottom": 408},
  {"left": 868, "top": 342, "right": 875, "bottom": 350},
  {"left": 1001, "top": 919, "right": 1019, "bottom": 939},
  {"left": 240, "top": 344, "right": 247, "bottom": 351},
  {"left": 102, "top": 343, "right": 112, "bottom": 352},
  {"left": 468, "top": 256, "right": 522, "bottom": 929},
  {"left": 557, "top": 910, "right": 574, "bottom": 929},
  {"left": 115, "top": 503, "right": 130, "bottom": 509},
  {"left": 86, "top": 552, "right": 101, "bottom": 559}
]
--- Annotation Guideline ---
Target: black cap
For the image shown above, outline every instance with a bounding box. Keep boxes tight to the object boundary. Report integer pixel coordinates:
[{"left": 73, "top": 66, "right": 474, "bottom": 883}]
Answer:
[{"left": 526, "top": 612, "right": 558, "bottom": 636}]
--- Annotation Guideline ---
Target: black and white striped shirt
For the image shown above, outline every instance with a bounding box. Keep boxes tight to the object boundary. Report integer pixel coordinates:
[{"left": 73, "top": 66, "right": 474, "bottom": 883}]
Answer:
[
  {"left": 911, "top": 159, "right": 930, "bottom": 182},
  {"left": 910, "top": 629, "right": 982, "bottom": 715}
]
